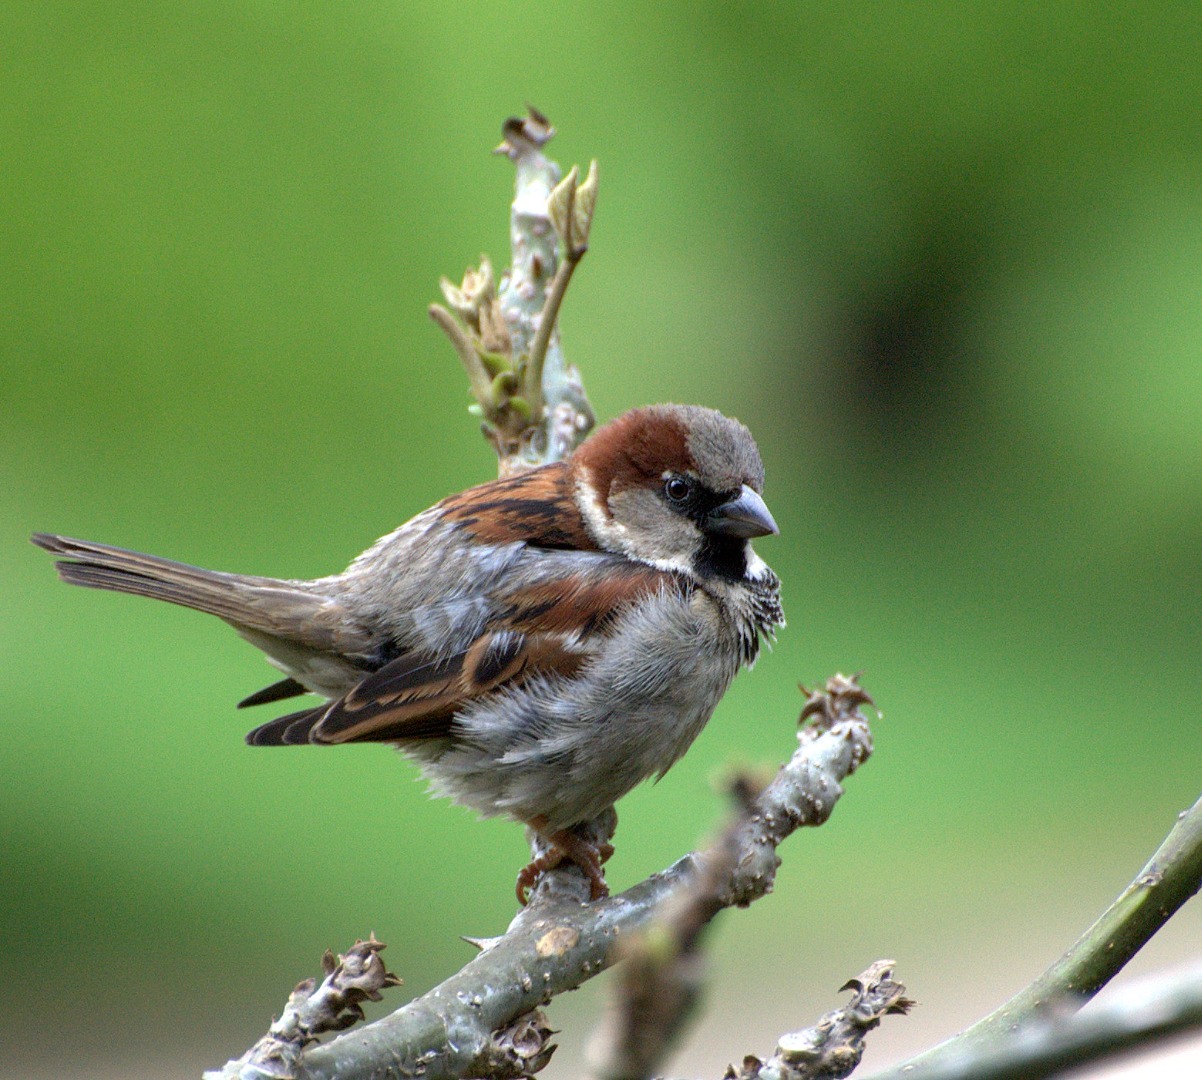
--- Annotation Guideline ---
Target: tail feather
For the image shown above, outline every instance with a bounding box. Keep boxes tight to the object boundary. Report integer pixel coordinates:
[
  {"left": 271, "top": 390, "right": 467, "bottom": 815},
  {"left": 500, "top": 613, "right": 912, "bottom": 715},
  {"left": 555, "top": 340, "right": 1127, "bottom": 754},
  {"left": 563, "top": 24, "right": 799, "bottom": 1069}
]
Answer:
[
  {"left": 30, "top": 532, "right": 326, "bottom": 637},
  {"left": 245, "top": 704, "right": 329, "bottom": 746},
  {"left": 237, "top": 676, "right": 308, "bottom": 709}
]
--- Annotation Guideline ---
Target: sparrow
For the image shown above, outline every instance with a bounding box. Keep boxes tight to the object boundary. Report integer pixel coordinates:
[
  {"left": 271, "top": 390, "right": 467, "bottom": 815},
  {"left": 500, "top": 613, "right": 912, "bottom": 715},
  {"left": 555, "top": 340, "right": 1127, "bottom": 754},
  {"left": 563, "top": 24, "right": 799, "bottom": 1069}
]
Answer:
[{"left": 32, "top": 404, "right": 783, "bottom": 901}]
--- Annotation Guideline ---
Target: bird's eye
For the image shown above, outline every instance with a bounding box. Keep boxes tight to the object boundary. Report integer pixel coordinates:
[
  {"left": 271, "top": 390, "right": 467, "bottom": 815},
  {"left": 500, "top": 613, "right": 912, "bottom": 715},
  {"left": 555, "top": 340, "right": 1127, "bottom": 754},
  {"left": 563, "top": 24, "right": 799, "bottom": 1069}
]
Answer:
[{"left": 664, "top": 477, "right": 692, "bottom": 503}]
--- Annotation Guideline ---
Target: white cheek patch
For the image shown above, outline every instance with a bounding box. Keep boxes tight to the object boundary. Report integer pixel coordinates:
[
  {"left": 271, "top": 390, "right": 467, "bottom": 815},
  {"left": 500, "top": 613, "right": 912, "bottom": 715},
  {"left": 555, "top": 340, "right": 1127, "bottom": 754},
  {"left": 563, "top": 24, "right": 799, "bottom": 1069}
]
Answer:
[{"left": 575, "top": 469, "right": 627, "bottom": 550}]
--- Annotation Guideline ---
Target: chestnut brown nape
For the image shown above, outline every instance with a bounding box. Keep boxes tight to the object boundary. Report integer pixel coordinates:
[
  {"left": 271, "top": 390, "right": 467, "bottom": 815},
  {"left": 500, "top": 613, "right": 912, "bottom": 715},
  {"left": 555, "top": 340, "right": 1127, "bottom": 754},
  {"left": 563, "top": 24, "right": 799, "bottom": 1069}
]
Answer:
[{"left": 572, "top": 404, "right": 765, "bottom": 498}]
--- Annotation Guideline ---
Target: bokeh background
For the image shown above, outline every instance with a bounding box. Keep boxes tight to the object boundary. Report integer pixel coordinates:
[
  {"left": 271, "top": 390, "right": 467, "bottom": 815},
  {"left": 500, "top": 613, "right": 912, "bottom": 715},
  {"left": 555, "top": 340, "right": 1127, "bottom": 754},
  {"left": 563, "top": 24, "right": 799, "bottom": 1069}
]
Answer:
[{"left": 3, "top": 3, "right": 1200, "bottom": 1077}]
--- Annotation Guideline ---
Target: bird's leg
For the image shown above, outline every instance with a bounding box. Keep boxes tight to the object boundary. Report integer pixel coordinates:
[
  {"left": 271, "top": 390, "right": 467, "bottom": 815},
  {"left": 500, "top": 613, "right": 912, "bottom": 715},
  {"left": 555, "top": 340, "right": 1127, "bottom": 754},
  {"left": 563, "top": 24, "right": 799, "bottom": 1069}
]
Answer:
[{"left": 517, "top": 814, "right": 616, "bottom": 904}]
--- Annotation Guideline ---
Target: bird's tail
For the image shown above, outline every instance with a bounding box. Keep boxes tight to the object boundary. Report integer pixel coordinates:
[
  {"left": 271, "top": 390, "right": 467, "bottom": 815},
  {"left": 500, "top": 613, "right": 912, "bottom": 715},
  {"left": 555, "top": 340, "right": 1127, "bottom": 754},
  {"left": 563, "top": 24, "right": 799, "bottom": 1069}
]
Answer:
[{"left": 30, "top": 532, "right": 328, "bottom": 638}]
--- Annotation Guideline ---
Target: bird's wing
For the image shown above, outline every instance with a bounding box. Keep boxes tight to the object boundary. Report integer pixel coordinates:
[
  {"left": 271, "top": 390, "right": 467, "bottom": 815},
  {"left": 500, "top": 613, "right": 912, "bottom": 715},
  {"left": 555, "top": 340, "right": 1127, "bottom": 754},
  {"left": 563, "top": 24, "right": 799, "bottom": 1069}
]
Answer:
[
  {"left": 432, "top": 460, "right": 599, "bottom": 550},
  {"left": 245, "top": 561, "right": 682, "bottom": 746}
]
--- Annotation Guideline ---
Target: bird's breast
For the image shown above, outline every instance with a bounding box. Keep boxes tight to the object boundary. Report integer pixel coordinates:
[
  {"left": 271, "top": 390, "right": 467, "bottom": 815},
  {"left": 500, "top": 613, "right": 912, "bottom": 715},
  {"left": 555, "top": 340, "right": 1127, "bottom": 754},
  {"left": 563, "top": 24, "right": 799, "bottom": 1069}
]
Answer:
[{"left": 410, "top": 585, "right": 744, "bottom": 830}]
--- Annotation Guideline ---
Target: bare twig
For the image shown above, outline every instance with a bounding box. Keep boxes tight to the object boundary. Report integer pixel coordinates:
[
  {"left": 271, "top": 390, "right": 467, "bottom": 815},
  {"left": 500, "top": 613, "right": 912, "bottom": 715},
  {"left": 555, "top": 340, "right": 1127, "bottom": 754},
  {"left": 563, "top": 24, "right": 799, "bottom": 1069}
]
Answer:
[
  {"left": 866, "top": 962, "right": 1202, "bottom": 1080},
  {"left": 865, "top": 793, "right": 1202, "bottom": 1079},
  {"left": 262, "top": 678, "right": 876, "bottom": 1080},
  {"left": 721, "top": 675, "right": 876, "bottom": 909},
  {"left": 587, "top": 775, "right": 762, "bottom": 1080},
  {"left": 586, "top": 679, "right": 879, "bottom": 1080},
  {"left": 726, "top": 961, "right": 914, "bottom": 1080},
  {"left": 526, "top": 159, "right": 597, "bottom": 422},
  {"left": 205, "top": 937, "right": 400, "bottom": 1080}
]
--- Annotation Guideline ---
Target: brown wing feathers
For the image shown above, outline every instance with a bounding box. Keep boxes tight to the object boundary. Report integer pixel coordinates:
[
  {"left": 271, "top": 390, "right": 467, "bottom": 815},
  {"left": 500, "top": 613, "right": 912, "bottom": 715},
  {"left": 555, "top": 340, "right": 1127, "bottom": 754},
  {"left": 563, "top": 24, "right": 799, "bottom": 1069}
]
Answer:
[
  {"left": 246, "top": 628, "right": 585, "bottom": 746},
  {"left": 436, "top": 463, "right": 598, "bottom": 550},
  {"left": 247, "top": 566, "right": 676, "bottom": 748},
  {"left": 242, "top": 460, "right": 679, "bottom": 748}
]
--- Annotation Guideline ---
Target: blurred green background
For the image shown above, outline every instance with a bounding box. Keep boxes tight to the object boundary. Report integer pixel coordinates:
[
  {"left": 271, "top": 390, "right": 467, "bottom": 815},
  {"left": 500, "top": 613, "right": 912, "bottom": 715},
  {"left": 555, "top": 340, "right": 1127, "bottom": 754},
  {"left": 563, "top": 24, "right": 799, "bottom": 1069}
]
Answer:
[{"left": 3, "top": 3, "right": 1200, "bottom": 1077}]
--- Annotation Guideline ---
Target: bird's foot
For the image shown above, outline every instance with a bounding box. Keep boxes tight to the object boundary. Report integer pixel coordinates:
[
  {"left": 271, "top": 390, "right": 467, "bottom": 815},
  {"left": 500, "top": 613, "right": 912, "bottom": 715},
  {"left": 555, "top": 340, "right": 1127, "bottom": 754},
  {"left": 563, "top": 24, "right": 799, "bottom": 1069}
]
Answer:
[{"left": 516, "top": 825, "right": 614, "bottom": 904}]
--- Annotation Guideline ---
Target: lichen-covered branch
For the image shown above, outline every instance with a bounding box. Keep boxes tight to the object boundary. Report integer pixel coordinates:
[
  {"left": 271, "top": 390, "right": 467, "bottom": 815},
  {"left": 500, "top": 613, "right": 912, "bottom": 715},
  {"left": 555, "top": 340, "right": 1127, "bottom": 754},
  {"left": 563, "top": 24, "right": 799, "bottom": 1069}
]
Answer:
[{"left": 865, "top": 793, "right": 1202, "bottom": 1080}]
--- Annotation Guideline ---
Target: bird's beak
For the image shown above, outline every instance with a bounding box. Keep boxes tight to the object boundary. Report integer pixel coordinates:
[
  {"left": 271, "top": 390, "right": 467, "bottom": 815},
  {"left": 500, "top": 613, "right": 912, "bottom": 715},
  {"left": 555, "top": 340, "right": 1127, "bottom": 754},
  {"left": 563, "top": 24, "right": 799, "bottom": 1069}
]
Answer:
[{"left": 708, "top": 485, "right": 779, "bottom": 539}]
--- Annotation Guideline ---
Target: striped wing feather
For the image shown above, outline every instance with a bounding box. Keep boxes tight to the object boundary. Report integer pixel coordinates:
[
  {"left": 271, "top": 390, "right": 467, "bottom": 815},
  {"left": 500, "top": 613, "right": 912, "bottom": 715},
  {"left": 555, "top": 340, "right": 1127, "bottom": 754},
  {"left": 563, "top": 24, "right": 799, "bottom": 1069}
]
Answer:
[{"left": 245, "top": 562, "right": 678, "bottom": 747}]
